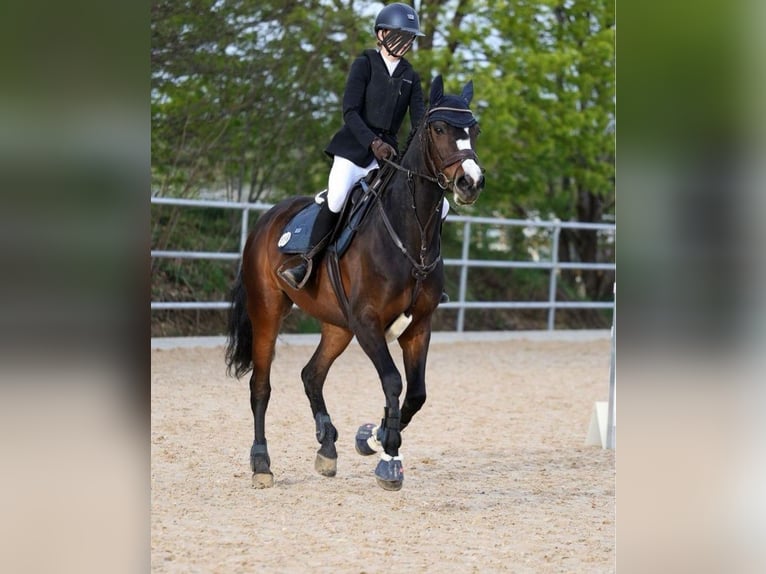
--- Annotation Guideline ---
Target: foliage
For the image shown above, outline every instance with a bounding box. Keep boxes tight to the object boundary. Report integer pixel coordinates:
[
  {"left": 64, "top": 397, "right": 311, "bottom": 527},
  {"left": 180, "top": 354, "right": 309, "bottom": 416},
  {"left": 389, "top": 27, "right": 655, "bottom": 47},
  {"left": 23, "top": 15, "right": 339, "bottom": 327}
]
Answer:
[
  {"left": 151, "top": 0, "right": 367, "bottom": 201},
  {"left": 152, "top": 1, "right": 614, "bottom": 211},
  {"left": 470, "top": 0, "right": 615, "bottom": 220}
]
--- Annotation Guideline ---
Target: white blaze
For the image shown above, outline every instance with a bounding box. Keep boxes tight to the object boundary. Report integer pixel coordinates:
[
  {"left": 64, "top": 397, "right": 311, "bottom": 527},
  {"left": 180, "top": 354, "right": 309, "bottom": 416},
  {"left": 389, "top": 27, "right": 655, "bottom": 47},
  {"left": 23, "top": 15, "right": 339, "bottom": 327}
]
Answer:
[{"left": 456, "top": 128, "right": 482, "bottom": 184}]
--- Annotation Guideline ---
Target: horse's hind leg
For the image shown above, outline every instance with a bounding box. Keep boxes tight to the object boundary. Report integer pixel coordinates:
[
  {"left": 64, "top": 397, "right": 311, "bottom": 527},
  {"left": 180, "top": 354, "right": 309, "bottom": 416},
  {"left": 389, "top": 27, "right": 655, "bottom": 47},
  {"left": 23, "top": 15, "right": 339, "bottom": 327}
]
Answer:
[
  {"left": 301, "top": 323, "right": 354, "bottom": 477},
  {"left": 248, "top": 291, "right": 291, "bottom": 488}
]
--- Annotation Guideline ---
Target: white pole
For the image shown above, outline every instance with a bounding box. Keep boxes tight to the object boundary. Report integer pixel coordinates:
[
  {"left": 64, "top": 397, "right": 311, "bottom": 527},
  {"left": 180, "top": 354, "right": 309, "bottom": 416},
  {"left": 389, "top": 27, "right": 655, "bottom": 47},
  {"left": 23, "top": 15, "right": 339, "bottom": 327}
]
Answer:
[{"left": 606, "top": 282, "right": 616, "bottom": 449}]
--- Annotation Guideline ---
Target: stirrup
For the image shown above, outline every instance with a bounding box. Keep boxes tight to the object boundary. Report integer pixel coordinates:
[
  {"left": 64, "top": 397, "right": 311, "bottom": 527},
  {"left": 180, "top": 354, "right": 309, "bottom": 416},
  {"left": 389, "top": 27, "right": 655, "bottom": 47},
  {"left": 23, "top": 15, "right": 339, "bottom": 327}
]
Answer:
[{"left": 279, "top": 257, "right": 313, "bottom": 290}]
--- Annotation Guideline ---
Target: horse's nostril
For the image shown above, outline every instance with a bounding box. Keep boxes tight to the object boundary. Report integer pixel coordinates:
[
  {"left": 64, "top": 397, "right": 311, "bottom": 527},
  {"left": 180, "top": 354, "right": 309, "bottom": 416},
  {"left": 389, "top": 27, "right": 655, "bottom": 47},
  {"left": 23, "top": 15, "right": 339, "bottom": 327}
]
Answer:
[{"left": 459, "top": 174, "right": 484, "bottom": 190}]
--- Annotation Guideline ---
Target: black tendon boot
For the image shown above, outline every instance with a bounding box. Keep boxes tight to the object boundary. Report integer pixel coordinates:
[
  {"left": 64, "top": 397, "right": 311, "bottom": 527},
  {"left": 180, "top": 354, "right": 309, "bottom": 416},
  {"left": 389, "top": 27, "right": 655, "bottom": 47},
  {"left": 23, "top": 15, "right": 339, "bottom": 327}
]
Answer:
[{"left": 280, "top": 202, "right": 338, "bottom": 289}]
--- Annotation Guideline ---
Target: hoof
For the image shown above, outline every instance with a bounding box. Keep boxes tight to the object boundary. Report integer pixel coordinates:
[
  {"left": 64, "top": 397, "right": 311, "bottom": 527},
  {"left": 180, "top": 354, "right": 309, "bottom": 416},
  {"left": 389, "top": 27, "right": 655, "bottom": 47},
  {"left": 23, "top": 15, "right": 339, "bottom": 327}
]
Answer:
[
  {"left": 252, "top": 472, "right": 274, "bottom": 489},
  {"left": 374, "top": 456, "right": 403, "bottom": 491},
  {"left": 315, "top": 452, "right": 337, "bottom": 477},
  {"left": 376, "top": 476, "right": 403, "bottom": 491},
  {"left": 355, "top": 423, "right": 381, "bottom": 456}
]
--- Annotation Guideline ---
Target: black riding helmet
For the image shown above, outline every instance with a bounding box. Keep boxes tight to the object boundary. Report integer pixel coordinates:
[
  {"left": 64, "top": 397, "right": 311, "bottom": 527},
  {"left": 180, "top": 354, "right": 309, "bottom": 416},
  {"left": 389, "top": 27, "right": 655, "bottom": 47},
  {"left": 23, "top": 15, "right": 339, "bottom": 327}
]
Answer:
[{"left": 374, "top": 3, "right": 425, "bottom": 56}]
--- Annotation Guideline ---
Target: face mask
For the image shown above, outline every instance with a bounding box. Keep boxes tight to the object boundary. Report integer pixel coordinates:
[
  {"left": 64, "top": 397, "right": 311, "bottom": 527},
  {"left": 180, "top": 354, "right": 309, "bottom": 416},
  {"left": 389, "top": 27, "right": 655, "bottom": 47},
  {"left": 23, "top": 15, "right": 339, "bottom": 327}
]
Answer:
[{"left": 381, "top": 30, "right": 415, "bottom": 57}]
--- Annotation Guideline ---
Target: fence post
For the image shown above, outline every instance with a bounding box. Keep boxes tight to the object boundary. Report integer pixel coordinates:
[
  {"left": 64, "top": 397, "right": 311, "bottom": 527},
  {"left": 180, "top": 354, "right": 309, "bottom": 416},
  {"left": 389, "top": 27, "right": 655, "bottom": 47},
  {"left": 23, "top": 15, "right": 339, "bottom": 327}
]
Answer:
[
  {"left": 456, "top": 220, "right": 472, "bottom": 332},
  {"left": 238, "top": 206, "right": 249, "bottom": 271},
  {"left": 547, "top": 225, "right": 561, "bottom": 330}
]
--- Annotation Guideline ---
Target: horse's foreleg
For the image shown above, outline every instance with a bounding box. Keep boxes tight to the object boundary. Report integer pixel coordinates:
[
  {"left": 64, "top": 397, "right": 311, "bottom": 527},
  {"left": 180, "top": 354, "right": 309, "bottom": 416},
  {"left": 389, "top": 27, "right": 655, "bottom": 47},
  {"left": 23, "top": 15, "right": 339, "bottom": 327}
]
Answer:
[
  {"left": 398, "top": 324, "right": 431, "bottom": 430},
  {"left": 301, "top": 324, "right": 353, "bottom": 477},
  {"left": 353, "top": 324, "right": 405, "bottom": 490},
  {"left": 372, "top": 371, "right": 406, "bottom": 490}
]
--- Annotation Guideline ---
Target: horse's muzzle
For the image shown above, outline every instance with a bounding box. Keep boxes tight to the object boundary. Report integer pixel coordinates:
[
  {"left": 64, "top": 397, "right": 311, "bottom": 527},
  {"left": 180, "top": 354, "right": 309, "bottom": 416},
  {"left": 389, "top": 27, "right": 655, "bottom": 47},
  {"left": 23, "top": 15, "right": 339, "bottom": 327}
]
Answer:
[{"left": 454, "top": 173, "right": 485, "bottom": 205}]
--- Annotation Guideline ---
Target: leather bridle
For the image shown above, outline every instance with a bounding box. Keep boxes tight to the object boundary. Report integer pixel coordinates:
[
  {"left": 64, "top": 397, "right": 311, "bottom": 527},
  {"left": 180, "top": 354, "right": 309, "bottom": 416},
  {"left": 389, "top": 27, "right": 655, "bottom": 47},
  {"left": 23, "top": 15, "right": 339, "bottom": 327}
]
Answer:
[{"left": 381, "top": 107, "right": 479, "bottom": 190}]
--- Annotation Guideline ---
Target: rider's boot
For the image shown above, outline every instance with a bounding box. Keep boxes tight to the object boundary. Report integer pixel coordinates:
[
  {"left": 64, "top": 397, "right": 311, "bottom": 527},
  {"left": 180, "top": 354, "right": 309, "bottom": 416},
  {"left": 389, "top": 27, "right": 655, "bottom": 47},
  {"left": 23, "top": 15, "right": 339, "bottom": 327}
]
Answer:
[{"left": 280, "top": 202, "right": 338, "bottom": 289}]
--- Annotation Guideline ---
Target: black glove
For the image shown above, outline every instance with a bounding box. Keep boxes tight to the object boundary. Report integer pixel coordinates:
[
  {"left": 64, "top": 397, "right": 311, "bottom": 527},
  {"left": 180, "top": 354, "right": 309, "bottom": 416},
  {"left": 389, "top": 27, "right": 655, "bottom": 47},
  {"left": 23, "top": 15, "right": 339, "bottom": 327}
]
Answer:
[{"left": 371, "top": 138, "right": 396, "bottom": 161}]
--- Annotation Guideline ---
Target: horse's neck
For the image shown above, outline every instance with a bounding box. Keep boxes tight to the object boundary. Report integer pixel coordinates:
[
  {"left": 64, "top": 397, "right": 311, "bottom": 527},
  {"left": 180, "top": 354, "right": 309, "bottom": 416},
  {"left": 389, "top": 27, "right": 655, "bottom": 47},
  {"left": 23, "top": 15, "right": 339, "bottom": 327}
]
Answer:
[
  {"left": 378, "top": 145, "right": 443, "bottom": 254},
  {"left": 402, "top": 136, "right": 442, "bottom": 220}
]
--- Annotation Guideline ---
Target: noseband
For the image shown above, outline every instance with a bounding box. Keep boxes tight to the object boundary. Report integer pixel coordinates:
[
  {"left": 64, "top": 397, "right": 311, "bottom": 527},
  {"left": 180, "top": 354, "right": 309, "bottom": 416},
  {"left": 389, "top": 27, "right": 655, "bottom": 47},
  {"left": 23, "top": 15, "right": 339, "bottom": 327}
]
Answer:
[{"left": 430, "top": 149, "right": 478, "bottom": 189}]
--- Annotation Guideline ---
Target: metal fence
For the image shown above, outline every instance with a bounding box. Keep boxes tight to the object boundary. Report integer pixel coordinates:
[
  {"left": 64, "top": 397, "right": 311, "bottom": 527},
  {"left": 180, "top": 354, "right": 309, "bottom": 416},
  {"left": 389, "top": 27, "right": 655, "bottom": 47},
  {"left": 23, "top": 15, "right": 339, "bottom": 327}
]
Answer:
[{"left": 151, "top": 196, "right": 615, "bottom": 331}]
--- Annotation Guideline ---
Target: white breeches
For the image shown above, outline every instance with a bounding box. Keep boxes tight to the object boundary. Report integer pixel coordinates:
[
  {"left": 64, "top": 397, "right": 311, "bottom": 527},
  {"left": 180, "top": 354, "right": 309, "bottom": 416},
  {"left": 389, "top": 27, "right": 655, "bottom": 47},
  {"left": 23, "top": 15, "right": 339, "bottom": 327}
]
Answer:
[
  {"left": 326, "top": 156, "right": 378, "bottom": 213},
  {"left": 326, "top": 155, "right": 450, "bottom": 219}
]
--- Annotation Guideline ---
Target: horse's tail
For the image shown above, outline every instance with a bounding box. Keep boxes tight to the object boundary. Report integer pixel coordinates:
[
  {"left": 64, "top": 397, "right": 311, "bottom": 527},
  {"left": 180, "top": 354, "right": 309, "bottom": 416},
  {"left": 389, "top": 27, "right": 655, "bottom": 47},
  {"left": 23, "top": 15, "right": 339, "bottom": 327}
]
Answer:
[{"left": 225, "top": 271, "right": 253, "bottom": 379}]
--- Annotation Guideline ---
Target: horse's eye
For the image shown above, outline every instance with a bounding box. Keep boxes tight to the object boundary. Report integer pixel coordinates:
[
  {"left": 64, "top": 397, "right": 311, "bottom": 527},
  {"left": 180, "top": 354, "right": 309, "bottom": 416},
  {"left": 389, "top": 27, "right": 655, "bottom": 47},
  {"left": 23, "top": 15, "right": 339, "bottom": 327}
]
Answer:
[{"left": 434, "top": 126, "right": 444, "bottom": 135}]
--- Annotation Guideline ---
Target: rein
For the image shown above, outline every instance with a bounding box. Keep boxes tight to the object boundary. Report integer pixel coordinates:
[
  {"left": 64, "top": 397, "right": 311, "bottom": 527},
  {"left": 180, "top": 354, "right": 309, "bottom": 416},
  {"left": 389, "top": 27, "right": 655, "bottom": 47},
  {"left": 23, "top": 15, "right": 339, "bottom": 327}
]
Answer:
[
  {"left": 381, "top": 151, "right": 476, "bottom": 190},
  {"left": 375, "top": 199, "right": 441, "bottom": 280}
]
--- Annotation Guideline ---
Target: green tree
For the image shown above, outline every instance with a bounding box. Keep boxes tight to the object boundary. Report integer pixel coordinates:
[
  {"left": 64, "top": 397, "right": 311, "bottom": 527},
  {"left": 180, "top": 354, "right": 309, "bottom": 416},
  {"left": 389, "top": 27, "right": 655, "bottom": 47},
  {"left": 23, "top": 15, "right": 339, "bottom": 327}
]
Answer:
[
  {"left": 151, "top": 0, "right": 366, "bottom": 203},
  {"left": 412, "top": 0, "right": 615, "bottom": 301},
  {"left": 479, "top": 0, "right": 614, "bottom": 301}
]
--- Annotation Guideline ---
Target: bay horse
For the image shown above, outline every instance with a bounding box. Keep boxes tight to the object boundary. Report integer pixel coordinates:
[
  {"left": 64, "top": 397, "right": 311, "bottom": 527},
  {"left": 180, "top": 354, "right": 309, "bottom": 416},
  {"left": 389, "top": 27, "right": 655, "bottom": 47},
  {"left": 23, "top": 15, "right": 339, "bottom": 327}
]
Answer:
[{"left": 225, "top": 75, "right": 485, "bottom": 490}]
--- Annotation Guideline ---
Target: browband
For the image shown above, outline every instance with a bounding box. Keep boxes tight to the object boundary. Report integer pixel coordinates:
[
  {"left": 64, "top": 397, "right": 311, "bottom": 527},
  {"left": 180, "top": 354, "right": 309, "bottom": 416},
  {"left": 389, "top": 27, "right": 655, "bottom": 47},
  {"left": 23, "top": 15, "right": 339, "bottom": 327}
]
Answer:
[{"left": 427, "top": 106, "right": 474, "bottom": 115}]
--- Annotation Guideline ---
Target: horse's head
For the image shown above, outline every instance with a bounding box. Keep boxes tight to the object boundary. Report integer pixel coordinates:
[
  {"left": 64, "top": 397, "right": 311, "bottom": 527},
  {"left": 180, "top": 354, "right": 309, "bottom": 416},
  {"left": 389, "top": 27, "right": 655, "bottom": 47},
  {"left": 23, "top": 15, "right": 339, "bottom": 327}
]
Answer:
[{"left": 424, "top": 75, "right": 485, "bottom": 205}]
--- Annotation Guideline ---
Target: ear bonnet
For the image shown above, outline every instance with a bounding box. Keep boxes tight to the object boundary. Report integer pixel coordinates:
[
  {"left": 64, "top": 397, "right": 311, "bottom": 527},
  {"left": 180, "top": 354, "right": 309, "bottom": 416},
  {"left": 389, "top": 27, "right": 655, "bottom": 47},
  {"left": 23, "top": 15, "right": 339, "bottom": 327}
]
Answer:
[{"left": 427, "top": 75, "right": 477, "bottom": 128}]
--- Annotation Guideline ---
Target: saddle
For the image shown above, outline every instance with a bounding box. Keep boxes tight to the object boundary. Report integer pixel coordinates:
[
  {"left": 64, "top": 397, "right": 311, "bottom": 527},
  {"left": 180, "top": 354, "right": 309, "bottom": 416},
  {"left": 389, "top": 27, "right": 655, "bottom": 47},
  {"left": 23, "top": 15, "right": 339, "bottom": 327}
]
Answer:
[{"left": 277, "top": 169, "right": 383, "bottom": 259}]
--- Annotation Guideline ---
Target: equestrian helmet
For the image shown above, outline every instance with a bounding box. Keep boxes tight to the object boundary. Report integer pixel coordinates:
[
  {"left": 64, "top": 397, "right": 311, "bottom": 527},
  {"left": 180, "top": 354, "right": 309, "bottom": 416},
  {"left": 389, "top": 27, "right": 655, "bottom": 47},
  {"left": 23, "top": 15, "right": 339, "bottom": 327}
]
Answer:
[{"left": 374, "top": 3, "right": 425, "bottom": 37}]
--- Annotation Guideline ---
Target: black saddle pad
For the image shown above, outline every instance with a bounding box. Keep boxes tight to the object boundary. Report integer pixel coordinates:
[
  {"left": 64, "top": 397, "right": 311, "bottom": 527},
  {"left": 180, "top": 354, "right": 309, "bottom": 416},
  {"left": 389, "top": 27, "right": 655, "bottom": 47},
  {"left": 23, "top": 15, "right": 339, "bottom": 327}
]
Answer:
[
  {"left": 278, "top": 173, "right": 379, "bottom": 257},
  {"left": 277, "top": 194, "right": 325, "bottom": 254}
]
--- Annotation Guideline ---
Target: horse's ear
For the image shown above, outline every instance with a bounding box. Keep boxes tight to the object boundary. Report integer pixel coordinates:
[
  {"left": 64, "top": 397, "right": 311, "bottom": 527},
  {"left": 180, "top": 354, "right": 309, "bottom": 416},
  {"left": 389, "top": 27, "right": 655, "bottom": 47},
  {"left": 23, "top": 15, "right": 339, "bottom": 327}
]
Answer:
[
  {"left": 461, "top": 80, "right": 474, "bottom": 105},
  {"left": 430, "top": 75, "right": 444, "bottom": 107}
]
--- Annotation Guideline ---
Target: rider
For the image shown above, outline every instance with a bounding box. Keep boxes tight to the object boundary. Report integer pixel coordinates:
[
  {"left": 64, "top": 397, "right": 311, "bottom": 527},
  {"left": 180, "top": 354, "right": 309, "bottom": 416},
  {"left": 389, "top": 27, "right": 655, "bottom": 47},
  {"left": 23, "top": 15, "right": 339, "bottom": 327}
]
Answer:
[{"left": 281, "top": 3, "right": 447, "bottom": 290}]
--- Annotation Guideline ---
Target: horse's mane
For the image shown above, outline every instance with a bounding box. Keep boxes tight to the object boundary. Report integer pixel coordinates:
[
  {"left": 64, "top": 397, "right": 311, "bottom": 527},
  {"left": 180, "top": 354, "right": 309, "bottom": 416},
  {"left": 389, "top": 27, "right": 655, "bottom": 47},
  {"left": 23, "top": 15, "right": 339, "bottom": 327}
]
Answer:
[
  {"left": 401, "top": 126, "right": 418, "bottom": 158},
  {"left": 369, "top": 113, "right": 427, "bottom": 185},
  {"left": 400, "top": 111, "right": 430, "bottom": 159}
]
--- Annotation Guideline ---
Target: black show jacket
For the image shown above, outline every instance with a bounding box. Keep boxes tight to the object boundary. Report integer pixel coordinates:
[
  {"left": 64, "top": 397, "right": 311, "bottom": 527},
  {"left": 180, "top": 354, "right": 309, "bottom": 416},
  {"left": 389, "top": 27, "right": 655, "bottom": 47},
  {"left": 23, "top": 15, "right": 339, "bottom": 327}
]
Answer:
[{"left": 325, "top": 49, "right": 425, "bottom": 167}]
